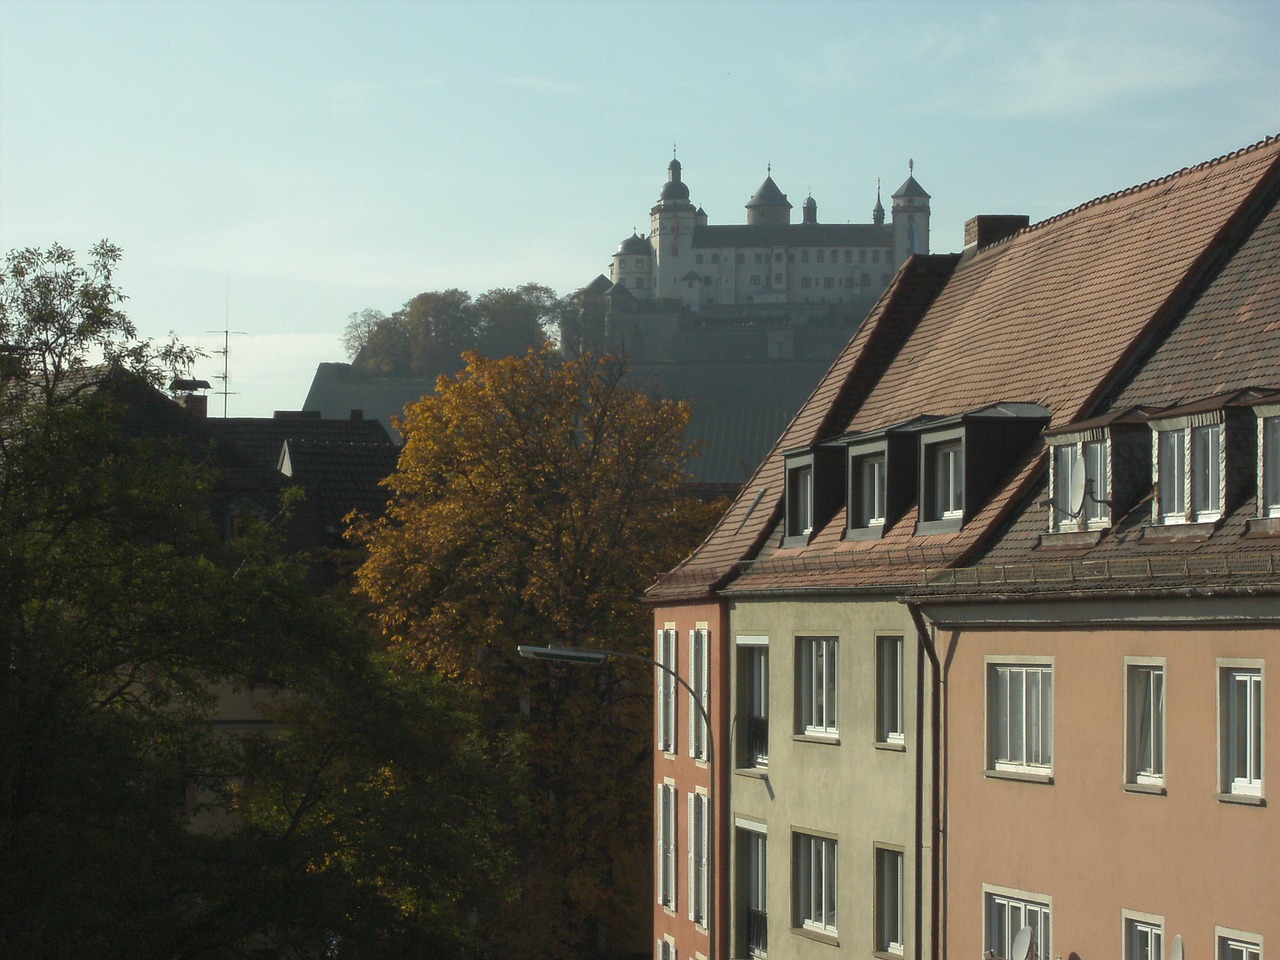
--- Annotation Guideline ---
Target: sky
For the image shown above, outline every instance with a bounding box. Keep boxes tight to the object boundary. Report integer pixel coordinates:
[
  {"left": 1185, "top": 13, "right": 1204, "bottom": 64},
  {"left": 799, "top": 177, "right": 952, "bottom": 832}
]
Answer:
[{"left": 2, "top": 0, "right": 1278, "bottom": 417}]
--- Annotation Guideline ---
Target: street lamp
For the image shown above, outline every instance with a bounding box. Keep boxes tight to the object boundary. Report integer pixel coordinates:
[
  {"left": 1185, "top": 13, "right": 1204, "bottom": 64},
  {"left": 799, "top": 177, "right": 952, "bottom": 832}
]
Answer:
[{"left": 517, "top": 644, "right": 716, "bottom": 960}]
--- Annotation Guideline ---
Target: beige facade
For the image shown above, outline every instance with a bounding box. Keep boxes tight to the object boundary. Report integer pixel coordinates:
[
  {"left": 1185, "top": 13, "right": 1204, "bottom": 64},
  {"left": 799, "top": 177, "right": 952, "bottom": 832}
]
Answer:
[{"left": 726, "top": 596, "right": 933, "bottom": 960}]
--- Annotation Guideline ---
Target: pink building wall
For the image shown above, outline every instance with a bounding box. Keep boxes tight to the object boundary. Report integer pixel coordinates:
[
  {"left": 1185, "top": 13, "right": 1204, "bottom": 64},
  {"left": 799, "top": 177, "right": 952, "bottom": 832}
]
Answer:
[
  {"left": 653, "top": 600, "right": 730, "bottom": 960},
  {"left": 941, "top": 623, "right": 1278, "bottom": 960}
]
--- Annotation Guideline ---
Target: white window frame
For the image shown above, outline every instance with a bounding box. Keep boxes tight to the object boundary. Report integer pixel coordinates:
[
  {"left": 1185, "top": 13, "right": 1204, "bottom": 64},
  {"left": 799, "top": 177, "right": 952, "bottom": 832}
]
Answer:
[
  {"left": 658, "top": 627, "right": 677, "bottom": 754},
  {"left": 798, "top": 636, "right": 839, "bottom": 737},
  {"left": 1125, "top": 659, "right": 1165, "bottom": 787},
  {"left": 1152, "top": 418, "right": 1224, "bottom": 524},
  {"left": 875, "top": 845, "right": 905, "bottom": 955},
  {"left": 738, "top": 636, "right": 769, "bottom": 768},
  {"left": 984, "top": 885, "right": 1051, "bottom": 960},
  {"left": 688, "top": 790, "right": 709, "bottom": 927},
  {"left": 926, "top": 439, "right": 964, "bottom": 520},
  {"left": 657, "top": 781, "right": 677, "bottom": 909},
  {"left": 1123, "top": 910, "right": 1164, "bottom": 960},
  {"left": 850, "top": 448, "right": 888, "bottom": 529},
  {"left": 1049, "top": 436, "right": 1110, "bottom": 532},
  {"left": 657, "top": 935, "right": 677, "bottom": 960},
  {"left": 877, "top": 634, "right": 905, "bottom": 745},
  {"left": 794, "top": 832, "right": 837, "bottom": 934},
  {"left": 689, "top": 627, "right": 710, "bottom": 761},
  {"left": 1219, "top": 661, "right": 1264, "bottom": 798},
  {"left": 738, "top": 823, "right": 768, "bottom": 958},
  {"left": 1217, "top": 927, "right": 1263, "bottom": 960},
  {"left": 1258, "top": 410, "right": 1280, "bottom": 517},
  {"left": 787, "top": 463, "right": 814, "bottom": 539},
  {"left": 987, "top": 659, "right": 1054, "bottom": 776}
]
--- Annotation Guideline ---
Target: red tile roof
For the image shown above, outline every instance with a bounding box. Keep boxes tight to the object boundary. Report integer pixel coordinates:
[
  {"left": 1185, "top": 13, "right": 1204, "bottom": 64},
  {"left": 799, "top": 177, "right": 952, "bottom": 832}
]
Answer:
[{"left": 648, "top": 134, "right": 1280, "bottom": 602}]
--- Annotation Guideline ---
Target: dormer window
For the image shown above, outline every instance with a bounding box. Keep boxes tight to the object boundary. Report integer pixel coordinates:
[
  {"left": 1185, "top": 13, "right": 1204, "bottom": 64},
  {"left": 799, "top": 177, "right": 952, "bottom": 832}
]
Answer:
[
  {"left": 842, "top": 431, "right": 916, "bottom": 541},
  {"left": 788, "top": 464, "right": 813, "bottom": 539},
  {"left": 1152, "top": 420, "right": 1223, "bottom": 524},
  {"left": 1257, "top": 409, "right": 1280, "bottom": 517},
  {"left": 926, "top": 440, "right": 964, "bottom": 520},
  {"left": 848, "top": 445, "right": 887, "bottom": 530},
  {"left": 1050, "top": 438, "right": 1109, "bottom": 532}
]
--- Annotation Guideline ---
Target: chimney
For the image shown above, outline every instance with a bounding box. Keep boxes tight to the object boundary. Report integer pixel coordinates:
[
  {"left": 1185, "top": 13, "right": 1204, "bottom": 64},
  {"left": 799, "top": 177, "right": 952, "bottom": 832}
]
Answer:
[
  {"left": 963, "top": 215, "right": 1030, "bottom": 251},
  {"left": 349, "top": 408, "right": 364, "bottom": 420},
  {"left": 180, "top": 394, "right": 208, "bottom": 418}
]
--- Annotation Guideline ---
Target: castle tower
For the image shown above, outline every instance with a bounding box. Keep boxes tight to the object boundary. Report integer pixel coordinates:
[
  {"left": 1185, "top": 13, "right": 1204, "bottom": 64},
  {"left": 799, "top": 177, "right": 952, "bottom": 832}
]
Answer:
[
  {"left": 873, "top": 179, "right": 885, "bottom": 226},
  {"left": 649, "top": 156, "right": 697, "bottom": 299},
  {"left": 746, "top": 168, "right": 792, "bottom": 227},
  {"left": 890, "top": 160, "right": 930, "bottom": 265},
  {"left": 802, "top": 194, "right": 818, "bottom": 225}
]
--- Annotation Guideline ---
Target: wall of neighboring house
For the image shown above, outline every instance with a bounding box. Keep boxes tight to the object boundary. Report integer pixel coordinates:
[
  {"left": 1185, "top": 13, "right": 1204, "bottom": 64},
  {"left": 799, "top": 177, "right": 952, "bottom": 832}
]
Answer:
[
  {"left": 726, "top": 595, "right": 932, "bottom": 960},
  {"left": 653, "top": 600, "right": 730, "bottom": 960},
  {"left": 937, "top": 607, "right": 1278, "bottom": 960}
]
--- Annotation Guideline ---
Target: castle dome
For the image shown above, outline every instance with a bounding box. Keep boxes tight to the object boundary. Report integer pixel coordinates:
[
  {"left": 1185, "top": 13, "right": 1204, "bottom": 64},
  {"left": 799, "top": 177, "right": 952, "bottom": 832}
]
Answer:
[
  {"left": 616, "top": 233, "right": 650, "bottom": 256},
  {"left": 660, "top": 157, "right": 691, "bottom": 201}
]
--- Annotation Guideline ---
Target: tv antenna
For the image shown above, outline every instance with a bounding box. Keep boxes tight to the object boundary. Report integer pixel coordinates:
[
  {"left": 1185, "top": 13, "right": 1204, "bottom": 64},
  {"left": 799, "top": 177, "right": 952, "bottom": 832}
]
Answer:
[
  {"left": 209, "top": 281, "right": 247, "bottom": 418},
  {"left": 985, "top": 925, "right": 1036, "bottom": 960}
]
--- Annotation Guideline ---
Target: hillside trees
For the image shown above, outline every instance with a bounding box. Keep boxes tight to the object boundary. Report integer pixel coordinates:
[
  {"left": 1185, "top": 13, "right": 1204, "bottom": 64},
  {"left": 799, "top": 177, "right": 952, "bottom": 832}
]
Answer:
[
  {"left": 344, "top": 282, "right": 564, "bottom": 376},
  {"left": 0, "top": 243, "right": 517, "bottom": 958},
  {"left": 350, "top": 346, "right": 725, "bottom": 958}
]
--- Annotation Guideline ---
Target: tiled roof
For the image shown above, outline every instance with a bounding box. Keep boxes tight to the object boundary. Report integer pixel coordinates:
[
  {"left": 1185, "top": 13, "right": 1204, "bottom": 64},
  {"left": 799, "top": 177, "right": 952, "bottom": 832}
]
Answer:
[
  {"left": 279, "top": 438, "right": 400, "bottom": 527},
  {"left": 207, "top": 414, "right": 393, "bottom": 470},
  {"left": 648, "top": 134, "right": 1280, "bottom": 603}
]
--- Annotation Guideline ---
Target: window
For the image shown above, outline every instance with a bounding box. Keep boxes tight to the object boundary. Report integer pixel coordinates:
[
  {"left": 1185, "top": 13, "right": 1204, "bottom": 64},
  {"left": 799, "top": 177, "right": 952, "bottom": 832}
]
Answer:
[
  {"left": 634, "top": 277, "right": 646, "bottom": 289},
  {"left": 688, "top": 792, "right": 708, "bottom": 926},
  {"left": 802, "top": 276, "right": 812, "bottom": 289},
  {"left": 1125, "top": 916, "right": 1163, "bottom": 960},
  {"left": 816, "top": 249, "right": 824, "bottom": 263},
  {"left": 1261, "top": 415, "right": 1280, "bottom": 516},
  {"left": 924, "top": 439, "right": 964, "bottom": 522},
  {"left": 775, "top": 252, "right": 783, "bottom": 261},
  {"left": 1156, "top": 422, "right": 1222, "bottom": 523},
  {"left": 829, "top": 249, "right": 838, "bottom": 262},
  {"left": 801, "top": 249, "right": 809, "bottom": 263},
  {"left": 873, "top": 249, "right": 881, "bottom": 263},
  {"left": 824, "top": 277, "right": 834, "bottom": 289},
  {"left": 657, "top": 627, "right": 677, "bottom": 753},
  {"left": 794, "top": 832, "right": 837, "bottom": 933},
  {"left": 1220, "top": 664, "right": 1263, "bottom": 797},
  {"left": 988, "top": 662, "right": 1053, "bottom": 774},
  {"left": 658, "top": 937, "right": 676, "bottom": 960},
  {"left": 1218, "top": 931, "right": 1262, "bottom": 960},
  {"left": 657, "top": 782, "right": 677, "bottom": 908},
  {"left": 875, "top": 847, "right": 904, "bottom": 954},
  {"left": 689, "top": 627, "right": 709, "bottom": 761},
  {"left": 1050, "top": 439, "right": 1109, "bottom": 531},
  {"left": 860, "top": 249, "right": 867, "bottom": 263},
  {"left": 711, "top": 253, "right": 720, "bottom": 264},
  {"left": 695, "top": 253, "right": 704, "bottom": 264},
  {"left": 739, "top": 642, "right": 769, "bottom": 767},
  {"left": 755, "top": 252, "right": 764, "bottom": 264},
  {"left": 736, "top": 252, "right": 745, "bottom": 264},
  {"left": 985, "top": 890, "right": 1051, "bottom": 960},
  {"left": 844, "top": 250, "right": 852, "bottom": 263},
  {"left": 739, "top": 827, "right": 768, "bottom": 957},
  {"left": 1126, "top": 662, "right": 1165, "bottom": 786},
  {"left": 798, "top": 637, "right": 838, "bottom": 736},
  {"left": 750, "top": 275, "right": 761, "bottom": 285},
  {"left": 774, "top": 272, "right": 783, "bottom": 285},
  {"left": 787, "top": 464, "right": 814, "bottom": 540},
  {"left": 877, "top": 635, "right": 905, "bottom": 745},
  {"left": 851, "top": 452, "right": 887, "bottom": 528}
]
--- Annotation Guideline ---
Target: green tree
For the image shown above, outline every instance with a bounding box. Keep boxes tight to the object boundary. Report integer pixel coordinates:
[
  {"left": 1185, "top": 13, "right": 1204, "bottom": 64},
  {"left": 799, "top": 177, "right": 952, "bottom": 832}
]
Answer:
[
  {"left": 351, "top": 345, "right": 725, "bottom": 959},
  {"left": 0, "top": 243, "right": 516, "bottom": 958}
]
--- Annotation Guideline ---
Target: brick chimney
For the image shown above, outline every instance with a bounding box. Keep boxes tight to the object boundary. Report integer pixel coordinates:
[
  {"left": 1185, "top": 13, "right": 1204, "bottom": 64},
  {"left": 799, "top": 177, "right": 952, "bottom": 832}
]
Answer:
[{"left": 964, "top": 215, "right": 1030, "bottom": 251}]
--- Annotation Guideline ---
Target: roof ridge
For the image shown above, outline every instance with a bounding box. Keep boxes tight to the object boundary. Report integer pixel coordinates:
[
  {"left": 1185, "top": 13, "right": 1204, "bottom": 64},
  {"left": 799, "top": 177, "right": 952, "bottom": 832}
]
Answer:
[{"left": 975, "top": 132, "right": 1280, "bottom": 255}]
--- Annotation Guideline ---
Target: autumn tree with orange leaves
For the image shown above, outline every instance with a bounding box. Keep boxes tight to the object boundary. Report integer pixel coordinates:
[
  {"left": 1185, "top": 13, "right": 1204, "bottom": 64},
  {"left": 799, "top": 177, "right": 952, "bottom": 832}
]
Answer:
[{"left": 351, "top": 346, "right": 723, "bottom": 959}]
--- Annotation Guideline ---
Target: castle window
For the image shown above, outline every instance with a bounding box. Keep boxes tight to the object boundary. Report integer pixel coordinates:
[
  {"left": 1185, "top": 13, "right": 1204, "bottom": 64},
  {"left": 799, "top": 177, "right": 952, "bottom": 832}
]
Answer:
[
  {"left": 824, "top": 277, "right": 834, "bottom": 289},
  {"left": 844, "top": 250, "right": 852, "bottom": 263},
  {"left": 774, "top": 252, "right": 783, "bottom": 261},
  {"left": 755, "top": 252, "right": 764, "bottom": 264},
  {"left": 774, "top": 273, "right": 782, "bottom": 285},
  {"left": 860, "top": 250, "right": 867, "bottom": 263},
  {"left": 801, "top": 249, "right": 809, "bottom": 263},
  {"left": 750, "top": 275, "right": 761, "bottom": 286},
  {"left": 816, "top": 249, "right": 824, "bottom": 263},
  {"left": 801, "top": 277, "right": 811, "bottom": 289},
  {"left": 703, "top": 276, "right": 712, "bottom": 287},
  {"left": 711, "top": 253, "right": 720, "bottom": 264},
  {"left": 736, "top": 253, "right": 745, "bottom": 264},
  {"left": 873, "top": 249, "right": 881, "bottom": 263},
  {"left": 830, "top": 249, "right": 838, "bottom": 262},
  {"left": 696, "top": 253, "right": 704, "bottom": 265}
]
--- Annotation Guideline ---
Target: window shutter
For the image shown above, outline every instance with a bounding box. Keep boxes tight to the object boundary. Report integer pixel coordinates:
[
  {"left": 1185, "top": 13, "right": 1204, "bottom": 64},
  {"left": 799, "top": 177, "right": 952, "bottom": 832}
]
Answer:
[
  {"left": 688, "top": 629, "right": 697, "bottom": 757},
  {"left": 700, "top": 629, "right": 711, "bottom": 760},
  {"left": 657, "top": 630, "right": 666, "bottom": 751},
  {"left": 656, "top": 785, "right": 663, "bottom": 905},
  {"left": 687, "top": 791, "right": 696, "bottom": 921}
]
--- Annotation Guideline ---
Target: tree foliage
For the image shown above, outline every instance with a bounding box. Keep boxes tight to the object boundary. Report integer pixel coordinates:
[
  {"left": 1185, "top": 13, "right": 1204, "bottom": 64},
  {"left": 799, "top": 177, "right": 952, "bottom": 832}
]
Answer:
[
  {"left": 0, "top": 243, "right": 515, "bottom": 958},
  {"left": 344, "top": 283, "right": 566, "bottom": 377},
  {"left": 351, "top": 346, "right": 725, "bottom": 958}
]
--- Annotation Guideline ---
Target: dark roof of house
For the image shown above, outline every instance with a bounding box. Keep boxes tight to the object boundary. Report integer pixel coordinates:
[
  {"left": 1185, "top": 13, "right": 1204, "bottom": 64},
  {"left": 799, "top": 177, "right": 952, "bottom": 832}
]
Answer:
[
  {"left": 206, "top": 414, "right": 392, "bottom": 470},
  {"left": 279, "top": 437, "right": 400, "bottom": 528},
  {"left": 647, "top": 134, "right": 1280, "bottom": 603}
]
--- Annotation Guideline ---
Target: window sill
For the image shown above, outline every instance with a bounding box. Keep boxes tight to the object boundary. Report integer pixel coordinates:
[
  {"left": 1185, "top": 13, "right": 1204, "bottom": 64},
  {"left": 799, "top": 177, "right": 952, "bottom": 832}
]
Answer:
[
  {"left": 1245, "top": 516, "right": 1280, "bottom": 538},
  {"left": 875, "top": 740, "right": 907, "bottom": 753},
  {"left": 875, "top": 951, "right": 906, "bottom": 960},
  {"left": 915, "top": 517, "right": 963, "bottom": 536},
  {"left": 1123, "top": 782, "right": 1167, "bottom": 796},
  {"left": 1037, "top": 529, "right": 1104, "bottom": 550},
  {"left": 792, "top": 926, "right": 839, "bottom": 947},
  {"left": 845, "top": 523, "right": 886, "bottom": 542},
  {"left": 984, "top": 768, "right": 1054, "bottom": 785},
  {"left": 1139, "top": 519, "right": 1220, "bottom": 543},
  {"left": 1217, "top": 792, "right": 1266, "bottom": 807},
  {"left": 793, "top": 733, "right": 841, "bottom": 746},
  {"left": 735, "top": 766, "right": 770, "bottom": 780},
  {"left": 781, "top": 533, "right": 813, "bottom": 549}
]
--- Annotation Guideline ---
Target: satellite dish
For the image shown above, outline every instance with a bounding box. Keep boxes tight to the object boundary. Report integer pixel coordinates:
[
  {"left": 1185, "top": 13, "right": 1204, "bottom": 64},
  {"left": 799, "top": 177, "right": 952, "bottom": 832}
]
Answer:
[
  {"left": 1069, "top": 466, "right": 1087, "bottom": 515},
  {"left": 1010, "top": 925, "right": 1034, "bottom": 960},
  {"left": 1172, "top": 934, "right": 1185, "bottom": 960}
]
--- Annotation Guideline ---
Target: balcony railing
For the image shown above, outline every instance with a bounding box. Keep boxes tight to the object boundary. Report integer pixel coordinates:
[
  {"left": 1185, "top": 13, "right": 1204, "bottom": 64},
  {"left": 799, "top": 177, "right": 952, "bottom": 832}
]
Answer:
[
  {"left": 743, "top": 713, "right": 768, "bottom": 766},
  {"left": 746, "top": 907, "right": 768, "bottom": 955}
]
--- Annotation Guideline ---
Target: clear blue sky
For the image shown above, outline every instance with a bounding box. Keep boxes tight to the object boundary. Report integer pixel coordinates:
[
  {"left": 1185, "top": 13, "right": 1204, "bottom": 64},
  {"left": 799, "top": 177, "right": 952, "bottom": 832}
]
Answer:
[{"left": 2, "top": 0, "right": 1277, "bottom": 416}]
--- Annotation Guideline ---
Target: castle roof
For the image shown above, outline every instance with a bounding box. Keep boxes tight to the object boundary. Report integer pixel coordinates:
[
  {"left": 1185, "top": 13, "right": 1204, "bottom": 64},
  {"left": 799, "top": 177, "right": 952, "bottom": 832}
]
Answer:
[
  {"left": 616, "top": 233, "right": 650, "bottom": 256},
  {"left": 746, "top": 175, "right": 792, "bottom": 210},
  {"left": 891, "top": 174, "right": 930, "bottom": 200}
]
